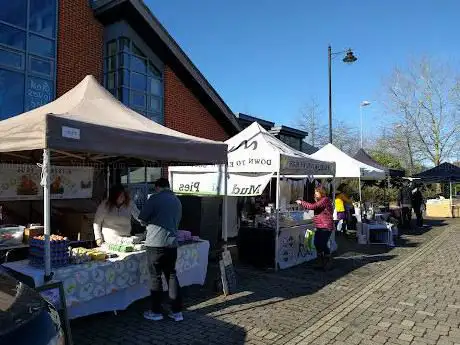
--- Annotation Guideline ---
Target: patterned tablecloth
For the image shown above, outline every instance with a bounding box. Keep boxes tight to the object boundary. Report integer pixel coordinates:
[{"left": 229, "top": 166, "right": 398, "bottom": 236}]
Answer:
[{"left": 3, "top": 240, "right": 210, "bottom": 309}]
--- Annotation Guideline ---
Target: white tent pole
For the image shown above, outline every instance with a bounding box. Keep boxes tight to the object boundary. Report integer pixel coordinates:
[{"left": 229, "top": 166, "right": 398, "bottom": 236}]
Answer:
[
  {"left": 42, "top": 149, "right": 52, "bottom": 281},
  {"left": 450, "top": 181, "right": 453, "bottom": 217},
  {"left": 106, "top": 165, "right": 110, "bottom": 194},
  {"left": 275, "top": 169, "right": 281, "bottom": 272},
  {"left": 222, "top": 163, "right": 229, "bottom": 245},
  {"left": 359, "top": 175, "right": 363, "bottom": 220}
]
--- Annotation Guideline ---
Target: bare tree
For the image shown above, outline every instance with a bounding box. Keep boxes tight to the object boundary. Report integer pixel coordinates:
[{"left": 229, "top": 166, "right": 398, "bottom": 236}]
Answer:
[
  {"left": 383, "top": 57, "right": 460, "bottom": 166},
  {"left": 297, "top": 98, "right": 360, "bottom": 154},
  {"left": 298, "top": 98, "right": 323, "bottom": 147}
]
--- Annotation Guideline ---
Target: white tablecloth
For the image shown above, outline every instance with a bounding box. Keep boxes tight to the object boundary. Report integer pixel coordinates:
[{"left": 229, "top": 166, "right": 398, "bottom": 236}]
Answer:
[
  {"left": 277, "top": 226, "right": 337, "bottom": 270},
  {"left": 3, "top": 240, "right": 210, "bottom": 319}
]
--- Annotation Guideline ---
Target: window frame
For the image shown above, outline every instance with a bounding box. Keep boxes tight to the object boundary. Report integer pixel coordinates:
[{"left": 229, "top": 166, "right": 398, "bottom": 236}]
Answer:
[
  {"left": 103, "top": 35, "right": 164, "bottom": 124},
  {"left": 0, "top": 0, "right": 58, "bottom": 119}
]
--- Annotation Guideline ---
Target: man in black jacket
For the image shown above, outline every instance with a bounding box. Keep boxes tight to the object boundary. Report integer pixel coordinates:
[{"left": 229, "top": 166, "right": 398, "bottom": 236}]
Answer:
[
  {"left": 411, "top": 184, "right": 424, "bottom": 227},
  {"left": 399, "top": 182, "right": 412, "bottom": 229}
]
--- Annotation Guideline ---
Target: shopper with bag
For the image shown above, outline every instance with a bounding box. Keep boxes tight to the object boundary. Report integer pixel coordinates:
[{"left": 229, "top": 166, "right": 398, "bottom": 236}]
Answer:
[{"left": 296, "top": 187, "right": 334, "bottom": 270}]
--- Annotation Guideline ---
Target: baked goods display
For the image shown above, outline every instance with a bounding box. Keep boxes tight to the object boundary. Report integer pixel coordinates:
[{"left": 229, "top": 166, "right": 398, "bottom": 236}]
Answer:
[{"left": 29, "top": 235, "right": 69, "bottom": 268}]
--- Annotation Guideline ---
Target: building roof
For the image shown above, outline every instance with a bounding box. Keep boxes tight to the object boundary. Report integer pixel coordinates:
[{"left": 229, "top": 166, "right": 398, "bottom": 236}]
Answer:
[
  {"left": 236, "top": 113, "right": 275, "bottom": 131},
  {"left": 269, "top": 125, "right": 308, "bottom": 138},
  {"left": 301, "top": 142, "right": 319, "bottom": 155},
  {"left": 90, "top": 0, "right": 240, "bottom": 135}
]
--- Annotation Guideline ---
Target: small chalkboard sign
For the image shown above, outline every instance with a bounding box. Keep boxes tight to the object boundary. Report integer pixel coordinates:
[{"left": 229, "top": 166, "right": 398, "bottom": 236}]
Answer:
[
  {"left": 219, "top": 249, "right": 237, "bottom": 295},
  {"left": 36, "top": 282, "right": 73, "bottom": 345}
]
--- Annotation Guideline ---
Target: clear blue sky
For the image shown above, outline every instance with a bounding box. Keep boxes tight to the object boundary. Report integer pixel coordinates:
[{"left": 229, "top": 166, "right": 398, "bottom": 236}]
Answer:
[{"left": 146, "top": 0, "right": 460, "bottom": 137}]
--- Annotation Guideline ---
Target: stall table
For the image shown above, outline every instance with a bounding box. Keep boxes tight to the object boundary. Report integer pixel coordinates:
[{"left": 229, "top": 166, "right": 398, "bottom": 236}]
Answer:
[
  {"left": 3, "top": 240, "right": 209, "bottom": 319},
  {"left": 238, "top": 225, "right": 337, "bottom": 270},
  {"left": 359, "top": 223, "right": 396, "bottom": 247}
]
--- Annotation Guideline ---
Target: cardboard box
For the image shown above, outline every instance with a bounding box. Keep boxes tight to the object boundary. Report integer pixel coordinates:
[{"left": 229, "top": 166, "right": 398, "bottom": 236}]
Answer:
[
  {"left": 59, "top": 213, "right": 95, "bottom": 241},
  {"left": 23, "top": 227, "right": 44, "bottom": 243}
]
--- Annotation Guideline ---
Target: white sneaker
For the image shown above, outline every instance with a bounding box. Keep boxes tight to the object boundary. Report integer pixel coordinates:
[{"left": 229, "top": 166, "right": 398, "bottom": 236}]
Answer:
[
  {"left": 143, "top": 311, "right": 163, "bottom": 321},
  {"left": 168, "top": 312, "right": 184, "bottom": 322}
]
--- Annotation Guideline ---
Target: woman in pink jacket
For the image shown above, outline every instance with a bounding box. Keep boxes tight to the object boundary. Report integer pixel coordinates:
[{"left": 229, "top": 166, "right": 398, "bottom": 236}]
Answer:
[{"left": 296, "top": 186, "right": 334, "bottom": 270}]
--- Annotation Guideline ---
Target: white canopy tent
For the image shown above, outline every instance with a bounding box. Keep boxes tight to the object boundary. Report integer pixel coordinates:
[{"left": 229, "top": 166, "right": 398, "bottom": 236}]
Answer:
[
  {"left": 310, "top": 143, "right": 386, "bottom": 219},
  {"left": 169, "top": 122, "right": 336, "bottom": 270}
]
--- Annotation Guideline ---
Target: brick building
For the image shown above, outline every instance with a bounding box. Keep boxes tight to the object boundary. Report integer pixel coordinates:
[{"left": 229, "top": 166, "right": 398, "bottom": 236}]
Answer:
[{"left": 0, "top": 0, "right": 240, "bottom": 141}]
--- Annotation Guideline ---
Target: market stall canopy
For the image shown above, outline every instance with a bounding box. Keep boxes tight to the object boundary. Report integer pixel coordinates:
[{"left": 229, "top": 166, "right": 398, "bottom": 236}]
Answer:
[
  {"left": 170, "top": 122, "right": 335, "bottom": 175},
  {"left": 0, "top": 75, "right": 227, "bottom": 164},
  {"left": 310, "top": 144, "right": 385, "bottom": 180},
  {"left": 169, "top": 122, "right": 335, "bottom": 196},
  {"left": 353, "top": 149, "right": 405, "bottom": 178},
  {"left": 413, "top": 162, "right": 460, "bottom": 182}
]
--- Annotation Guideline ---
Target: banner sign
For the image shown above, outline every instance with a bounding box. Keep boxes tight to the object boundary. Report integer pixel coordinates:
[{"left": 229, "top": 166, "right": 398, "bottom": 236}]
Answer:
[
  {"left": 280, "top": 156, "right": 335, "bottom": 176},
  {"left": 171, "top": 172, "right": 273, "bottom": 196},
  {"left": 0, "top": 165, "right": 94, "bottom": 200},
  {"left": 277, "top": 226, "right": 337, "bottom": 270}
]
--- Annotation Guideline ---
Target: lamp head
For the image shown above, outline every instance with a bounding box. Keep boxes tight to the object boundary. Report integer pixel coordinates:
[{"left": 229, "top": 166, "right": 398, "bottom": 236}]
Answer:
[{"left": 343, "top": 49, "right": 357, "bottom": 64}]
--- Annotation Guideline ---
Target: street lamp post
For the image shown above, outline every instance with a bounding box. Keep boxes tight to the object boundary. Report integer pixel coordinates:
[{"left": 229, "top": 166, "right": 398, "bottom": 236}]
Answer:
[
  {"left": 328, "top": 46, "right": 358, "bottom": 144},
  {"left": 360, "top": 101, "right": 371, "bottom": 148}
]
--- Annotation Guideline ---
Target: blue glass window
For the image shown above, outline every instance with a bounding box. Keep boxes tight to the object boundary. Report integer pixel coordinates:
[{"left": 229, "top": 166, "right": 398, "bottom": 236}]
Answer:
[
  {"left": 0, "top": 23, "right": 26, "bottom": 50},
  {"left": 25, "top": 76, "right": 53, "bottom": 110},
  {"left": 29, "top": 34, "right": 54, "bottom": 58},
  {"left": 0, "top": 1, "right": 27, "bottom": 28},
  {"left": 0, "top": 0, "right": 56, "bottom": 119},
  {"left": 0, "top": 49, "right": 24, "bottom": 69},
  {"left": 0, "top": 70, "right": 25, "bottom": 120},
  {"left": 29, "top": 56, "right": 53, "bottom": 76},
  {"left": 29, "top": 0, "right": 57, "bottom": 38},
  {"left": 104, "top": 37, "right": 163, "bottom": 123}
]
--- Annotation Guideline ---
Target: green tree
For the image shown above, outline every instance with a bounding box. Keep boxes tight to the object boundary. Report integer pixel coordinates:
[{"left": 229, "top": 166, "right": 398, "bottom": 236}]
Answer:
[{"left": 368, "top": 149, "right": 403, "bottom": 170}]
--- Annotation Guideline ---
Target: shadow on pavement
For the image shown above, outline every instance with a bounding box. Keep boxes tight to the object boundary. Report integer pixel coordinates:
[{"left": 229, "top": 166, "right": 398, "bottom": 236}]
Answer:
[{"left": 71, "top": 304, "right": 247, "bottom": 345}]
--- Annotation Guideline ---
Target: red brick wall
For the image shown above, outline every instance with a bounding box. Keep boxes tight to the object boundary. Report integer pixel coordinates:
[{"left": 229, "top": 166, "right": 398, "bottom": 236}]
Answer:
[
  {"left": 164, "top": 66, "right": 231, "bottom": 141},
  {"left": 56, "top": 0, "right": 104, "bottom": 96}
]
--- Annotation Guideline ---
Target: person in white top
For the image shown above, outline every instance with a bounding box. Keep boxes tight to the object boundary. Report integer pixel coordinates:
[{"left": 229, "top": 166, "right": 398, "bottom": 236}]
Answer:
[{"left": 93, "top": 184, "right": 141, "bottom": 246}]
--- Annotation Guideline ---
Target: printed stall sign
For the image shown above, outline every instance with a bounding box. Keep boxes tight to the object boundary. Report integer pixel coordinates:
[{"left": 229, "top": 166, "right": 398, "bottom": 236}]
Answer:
[
  {"left": 171, "top": 172, "right": 273, "bottom": 196},
  {"left": 0, "top": 165, "right": 93, "bottom": 201}
]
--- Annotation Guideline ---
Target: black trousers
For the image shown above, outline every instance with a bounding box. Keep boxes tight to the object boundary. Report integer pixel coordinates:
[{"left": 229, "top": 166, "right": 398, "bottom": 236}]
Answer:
[
  {"left": 146, "top": 247, "right": 182, "bottom": 313},
  {"left": 413, "top": 206, "right": 423, "bottom": 227},
  {"left": 401, "top": 207, "right": 412, "bottom": 229},
  {"left": 314, "top": 229, "right": 332, "bottom": 256}
]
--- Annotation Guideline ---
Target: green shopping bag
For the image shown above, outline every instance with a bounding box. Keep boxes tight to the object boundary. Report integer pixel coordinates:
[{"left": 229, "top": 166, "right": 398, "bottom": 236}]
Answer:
[{"left": 304, "top": 229, "right": 315, "bottom": 251}]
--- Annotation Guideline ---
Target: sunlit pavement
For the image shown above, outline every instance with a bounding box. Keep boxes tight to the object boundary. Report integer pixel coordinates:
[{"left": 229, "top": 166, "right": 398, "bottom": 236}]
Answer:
[{"left": 71, "top": 218, "right": 460, "bottom": 345}]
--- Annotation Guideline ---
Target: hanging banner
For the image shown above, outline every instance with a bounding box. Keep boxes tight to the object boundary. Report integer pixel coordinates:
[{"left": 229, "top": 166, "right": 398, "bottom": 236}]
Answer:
[
  {"left": 170, "top": 172, "right": 273, "bottom": 196},
  {"left": 280, "top": 155, "right": 335, "bottom": 176},
  {"left": 0, "top": 165, "right": 94, "bottom": 200}
]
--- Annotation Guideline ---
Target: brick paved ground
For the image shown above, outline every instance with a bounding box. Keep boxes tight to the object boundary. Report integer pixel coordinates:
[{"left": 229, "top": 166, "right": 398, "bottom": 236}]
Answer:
[{"left": 71, "top": 219, "right": 459, "bottom": 345}]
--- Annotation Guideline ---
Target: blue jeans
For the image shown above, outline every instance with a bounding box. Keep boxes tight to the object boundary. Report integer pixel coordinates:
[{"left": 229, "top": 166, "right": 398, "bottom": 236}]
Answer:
[{"left": 314, "top": 229, "right": 332, "bottom": 255}]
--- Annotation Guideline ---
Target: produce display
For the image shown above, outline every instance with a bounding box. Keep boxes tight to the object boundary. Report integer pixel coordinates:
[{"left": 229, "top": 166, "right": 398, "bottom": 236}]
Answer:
[
  {"left": 70, "top": 247, "right": 106, "bottom": 264},
  {"left": 29, "top": 235, "right": 69, "bottom": 268}
]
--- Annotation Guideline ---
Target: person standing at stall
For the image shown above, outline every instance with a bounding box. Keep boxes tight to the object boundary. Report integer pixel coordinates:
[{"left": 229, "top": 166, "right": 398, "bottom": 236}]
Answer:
[
  {"left": 335, "top": 184, "right": 352, "bottom": 236},
  {"left": 411, "top": 183, "right": 424, "bottom": 228},
  {"left": 398, "top": 181, "right": 413, "bottom": 230},
  {"left": 296, "top": 187, "right": 334, "bottom": 270},
  {"left": 93, "top": 184, "right": 141, "bottom": 246},
  {"left": 139, "top": 178, "right": 183, "bottom": 322}
]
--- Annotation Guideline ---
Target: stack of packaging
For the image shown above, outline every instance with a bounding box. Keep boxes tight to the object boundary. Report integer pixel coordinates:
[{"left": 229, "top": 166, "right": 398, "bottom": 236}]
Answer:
[{"left": 29, "top": 235, "right": 69, "bottom": 268}]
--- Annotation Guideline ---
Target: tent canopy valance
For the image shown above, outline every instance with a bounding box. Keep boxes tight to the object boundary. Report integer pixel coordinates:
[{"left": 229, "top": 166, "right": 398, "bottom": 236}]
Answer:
[
  {"left": 413, "top": 162, "right": 460, "bottom": 183},
  {"left": 170, "top": 122, "right": 335, "bottom": 176},
  {"left": 353, "top": 149, "right": 405, "bottom": 178},
  {"left": 310, "top": 144, "right": 386, "bottom": 180},
  {"left": 0, "top": 75, "right": 227, "bottom": 165},
  {"left": 169, "top": 122, "right": 336, "bottom": 196}
]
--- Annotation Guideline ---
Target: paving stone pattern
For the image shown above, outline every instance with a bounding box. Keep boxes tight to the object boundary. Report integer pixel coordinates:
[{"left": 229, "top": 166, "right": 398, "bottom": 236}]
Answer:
[{"left": 71, "top": 219, "right": 459, "bottom": 345}]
